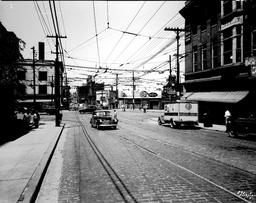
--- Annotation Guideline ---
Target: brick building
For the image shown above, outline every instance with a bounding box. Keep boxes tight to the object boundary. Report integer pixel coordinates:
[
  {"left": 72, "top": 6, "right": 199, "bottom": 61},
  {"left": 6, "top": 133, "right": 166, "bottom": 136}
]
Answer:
[{"left": 179, "top": 0, "right": 256, "bottom": 124}]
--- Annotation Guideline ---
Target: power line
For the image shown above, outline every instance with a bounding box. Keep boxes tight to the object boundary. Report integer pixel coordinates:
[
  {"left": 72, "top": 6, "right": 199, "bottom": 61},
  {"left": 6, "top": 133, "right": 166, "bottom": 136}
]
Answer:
[{"left": 92, "top": 1, "right": 101, "bottom": 67}]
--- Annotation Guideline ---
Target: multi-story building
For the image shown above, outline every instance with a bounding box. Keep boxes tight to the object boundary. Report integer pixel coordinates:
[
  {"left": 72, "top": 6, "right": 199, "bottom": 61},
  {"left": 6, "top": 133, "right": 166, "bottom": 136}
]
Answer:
[
  {"left": 179, "top": 0, "right": 256, "bottom": 124},
  {"left": 17, "top": 59, "right": 67, "bottom": 111}
]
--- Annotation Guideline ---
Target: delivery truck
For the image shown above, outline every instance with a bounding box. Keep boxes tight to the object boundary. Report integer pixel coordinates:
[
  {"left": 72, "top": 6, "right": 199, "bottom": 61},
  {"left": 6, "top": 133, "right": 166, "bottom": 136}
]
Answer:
[{"left": 158, "top": 101, "right": 198, "bottom": 128}]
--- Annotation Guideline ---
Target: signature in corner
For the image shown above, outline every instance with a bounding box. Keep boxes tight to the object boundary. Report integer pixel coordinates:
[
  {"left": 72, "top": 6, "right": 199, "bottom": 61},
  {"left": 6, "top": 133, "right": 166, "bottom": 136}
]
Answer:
[{"left": 237, "top": 191, "right": 255, "bottom": 200}]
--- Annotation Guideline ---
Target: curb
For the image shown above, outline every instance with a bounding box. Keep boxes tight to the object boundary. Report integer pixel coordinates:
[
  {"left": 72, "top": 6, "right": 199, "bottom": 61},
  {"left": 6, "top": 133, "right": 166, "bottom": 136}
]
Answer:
[{"left": 17, "top": 124, "right": 65, "bottom": 203}]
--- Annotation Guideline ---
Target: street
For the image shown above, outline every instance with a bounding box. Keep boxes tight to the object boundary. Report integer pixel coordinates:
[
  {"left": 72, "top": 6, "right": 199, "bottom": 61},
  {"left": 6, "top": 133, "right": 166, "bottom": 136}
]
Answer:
[{"left": 37, "top": 110, "right": 256, "bottom": 203}]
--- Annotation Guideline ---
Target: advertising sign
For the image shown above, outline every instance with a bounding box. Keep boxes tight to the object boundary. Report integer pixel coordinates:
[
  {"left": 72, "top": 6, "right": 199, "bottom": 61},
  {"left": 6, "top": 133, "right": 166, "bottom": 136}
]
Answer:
[{"left": 120, "top": 89, "right": 162, "bottom": 98}]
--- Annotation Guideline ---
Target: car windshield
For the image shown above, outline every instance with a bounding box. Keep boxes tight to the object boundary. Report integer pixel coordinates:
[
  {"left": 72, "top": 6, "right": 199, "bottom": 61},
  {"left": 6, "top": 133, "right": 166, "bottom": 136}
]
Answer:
[{"left": 97, "top": 111, "right": 111, "bottom": 116}]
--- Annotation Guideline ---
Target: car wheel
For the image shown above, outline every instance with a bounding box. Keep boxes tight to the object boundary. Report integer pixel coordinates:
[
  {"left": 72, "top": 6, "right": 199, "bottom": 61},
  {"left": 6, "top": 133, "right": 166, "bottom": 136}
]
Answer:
[
  {"left": 113, "top": 126, "right": 117, "bottom": 130},
  {"left": 158, "top": 118, "right": 162, "bottom": 125}
]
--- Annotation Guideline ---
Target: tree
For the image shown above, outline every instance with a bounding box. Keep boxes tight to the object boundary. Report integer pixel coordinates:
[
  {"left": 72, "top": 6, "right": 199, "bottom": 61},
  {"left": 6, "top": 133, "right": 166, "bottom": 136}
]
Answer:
[
  {"left": 0, "top": 22, "right": 26, "bottom": 98},
  {"left": 0, "top": 22, "right": 26, "bottom": 140}
]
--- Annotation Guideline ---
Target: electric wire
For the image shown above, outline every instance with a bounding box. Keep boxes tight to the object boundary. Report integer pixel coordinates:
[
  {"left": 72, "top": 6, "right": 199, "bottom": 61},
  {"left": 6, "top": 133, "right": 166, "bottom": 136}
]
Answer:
[
  {"left": 109, "top": 1, "right": 166, "bottom": 69},
  {"left": 104, "top": 1, "right": 146, "bottom": 67},
  {"left": 92, "top": 1, "right": 101, "bottom": 68}
]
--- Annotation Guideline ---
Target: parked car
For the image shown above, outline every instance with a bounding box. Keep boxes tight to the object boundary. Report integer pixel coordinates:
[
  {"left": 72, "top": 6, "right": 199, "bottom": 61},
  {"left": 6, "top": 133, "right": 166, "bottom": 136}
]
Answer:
[
  {"left": 227, "top": 112, "right": 256, "bottom": 138},
  {"left": 90, "top": 110, "right": 118, "bottom": 130},
  {"left": 79, "top": 105, "right": 98, "bottom": 114}
]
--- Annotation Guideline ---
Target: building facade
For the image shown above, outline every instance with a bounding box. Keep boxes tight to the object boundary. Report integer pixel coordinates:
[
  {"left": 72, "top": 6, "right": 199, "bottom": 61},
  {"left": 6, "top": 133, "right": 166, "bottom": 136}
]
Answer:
[
  {"left": 17, "top": 59, "right": 67, "bottom": 111},
  {"left": 179, "top": 0, "right": 256, "bottom": 124}
]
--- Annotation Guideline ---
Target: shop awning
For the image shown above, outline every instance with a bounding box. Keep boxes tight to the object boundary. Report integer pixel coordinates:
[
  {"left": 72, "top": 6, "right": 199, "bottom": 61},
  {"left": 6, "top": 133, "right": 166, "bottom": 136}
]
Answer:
[{"left": 182, "top": 91, "right": 249, "bottom": 103}]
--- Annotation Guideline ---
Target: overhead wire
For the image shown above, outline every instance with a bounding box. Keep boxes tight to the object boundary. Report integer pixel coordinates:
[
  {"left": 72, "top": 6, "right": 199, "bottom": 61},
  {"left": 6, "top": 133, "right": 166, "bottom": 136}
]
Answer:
[
  {"left": 109, "top": 1, "right": 167, "bottom": 69},
  {"left": 92, "top": 1, "right": 101, "bottom": 68},
  {"left": 33, "top": 1, "right": 54, "bottom": 53},
  {"left": 104, "top": 1, "right": 146, "bottom": 67}
]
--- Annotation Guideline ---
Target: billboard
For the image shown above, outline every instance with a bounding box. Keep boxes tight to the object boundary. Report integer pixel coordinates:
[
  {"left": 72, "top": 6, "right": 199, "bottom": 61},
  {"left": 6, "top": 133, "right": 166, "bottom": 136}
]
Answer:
[{"left": 120, "top": 88, "right": 162, "bottom": 99}]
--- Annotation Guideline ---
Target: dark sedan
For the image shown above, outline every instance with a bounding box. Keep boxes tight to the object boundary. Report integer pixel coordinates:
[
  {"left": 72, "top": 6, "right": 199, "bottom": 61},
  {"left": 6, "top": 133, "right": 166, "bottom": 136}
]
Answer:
[
  {"left": 90, "top": 110, "right": 118, "bottom": 130},
  {"left": 79, "top": 105, "right": 98, "bottom": 114},
  {"left": 228, "top": 112, "right": 256, "bottom": 137}
]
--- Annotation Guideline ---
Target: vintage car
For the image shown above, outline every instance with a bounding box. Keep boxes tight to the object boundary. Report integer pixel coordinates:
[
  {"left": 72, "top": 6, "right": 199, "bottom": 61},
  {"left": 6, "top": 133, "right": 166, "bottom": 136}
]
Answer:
[
  {"left": 79, "top": 105, "right": 98, "bottom": 114},
  {"left": 227, "top": 112, "right": 256, "bottom": 138},
  {"left": 90, "top": 110, "right": 118, "bottom": 130}
]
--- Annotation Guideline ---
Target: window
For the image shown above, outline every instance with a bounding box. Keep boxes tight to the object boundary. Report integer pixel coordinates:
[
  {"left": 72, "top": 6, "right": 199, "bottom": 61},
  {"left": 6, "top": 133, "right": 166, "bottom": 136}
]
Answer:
[
  {"left": 192, "top": 24, "right": 197, "bottom": 36},
  {"left": 17, "top": 71, "right": 26, "bottom": 80},
  {"left": 223, "top": 0, "right": 233, "bottom": 17},
  {"left": 211, "top": 14, "right": 218, "bottom": 27},
  {"left": 201, "top": 21, "right": 206, "bottom": 32},
  {"left": 39, "top": 71, "right": 47, "bottom": 81},
  {"left": 223, "top": 28, "right": 233, "bottom": 65},
  {"left": 212, "top": 38, "right": 219, "bottom": 68},
  {"left": 253, "top": 31, "right": 256, "bottom": 56},
  {"left": 201, "top": 44, "right": 207, "bottom": 70},
  {"left": 193, "top": 46, "right": 198, "bottom": 72},
  {"left": 236, "top": 26, "right": 242, "bottom": 62},
  {"left": 236, "top": 0, "right": 242, "bottom": 10},
  {"left": 39, "top": 85, "right": 47, "bottom": 94},
  {"left": 253, "top": 20, "right": 256, "bottom": 56}
]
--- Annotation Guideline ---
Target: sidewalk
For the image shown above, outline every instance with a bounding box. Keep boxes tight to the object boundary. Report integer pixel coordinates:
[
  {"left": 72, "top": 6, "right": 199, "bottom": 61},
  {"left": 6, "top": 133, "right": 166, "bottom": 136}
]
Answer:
[{"left": 0, "top": 120, "right": 64, "bottom": 203}]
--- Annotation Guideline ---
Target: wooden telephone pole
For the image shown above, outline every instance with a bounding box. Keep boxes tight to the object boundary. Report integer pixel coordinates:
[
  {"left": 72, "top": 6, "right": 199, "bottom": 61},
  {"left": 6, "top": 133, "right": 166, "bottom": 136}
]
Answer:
[
  {"left": 164, "top": 27, "right": 186, "bottom": 98},
  {"left": 47, "top": 34, "right": 66, "bottom": 126},
  {"left": 31, "top": 46, "right": 36, "bottom": 110}
]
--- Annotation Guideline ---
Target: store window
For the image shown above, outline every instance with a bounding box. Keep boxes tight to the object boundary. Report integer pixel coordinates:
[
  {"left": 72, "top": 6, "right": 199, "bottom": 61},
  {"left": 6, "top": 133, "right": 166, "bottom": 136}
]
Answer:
[
  {"left": 39, "top": 85, "right": 47, "bottom": 94},
  {"left": 39, "top": 71, "right": 47, "bottom": 81}
]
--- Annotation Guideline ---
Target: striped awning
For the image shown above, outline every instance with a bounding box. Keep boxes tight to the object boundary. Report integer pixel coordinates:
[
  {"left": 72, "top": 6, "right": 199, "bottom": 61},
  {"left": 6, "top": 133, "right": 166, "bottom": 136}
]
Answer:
[{"left": 182, "top": 91, "right": 249, "bottom": 103}]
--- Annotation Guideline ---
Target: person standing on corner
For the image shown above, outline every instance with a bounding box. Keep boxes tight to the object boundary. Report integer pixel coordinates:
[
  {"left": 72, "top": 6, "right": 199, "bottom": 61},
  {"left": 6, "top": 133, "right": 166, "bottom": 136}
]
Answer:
[{"left": 224, "top": 108, "right": 231, "bottom": 131}]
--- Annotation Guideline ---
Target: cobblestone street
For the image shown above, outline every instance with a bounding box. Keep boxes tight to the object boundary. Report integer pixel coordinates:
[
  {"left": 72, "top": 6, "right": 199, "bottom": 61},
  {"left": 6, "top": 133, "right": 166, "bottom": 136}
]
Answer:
[{"left": 43, "top": 111, "right": 256, "bottom": 203}]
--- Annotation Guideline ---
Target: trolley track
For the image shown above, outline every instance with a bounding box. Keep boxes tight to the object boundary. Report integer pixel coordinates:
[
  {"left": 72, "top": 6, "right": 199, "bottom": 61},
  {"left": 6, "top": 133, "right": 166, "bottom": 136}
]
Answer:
[
  {"left": 76, "top": 113, "right": 255, "bottom": 202},
  {"left": 76, "top": 113, "right": 139, "bottom": 203}
]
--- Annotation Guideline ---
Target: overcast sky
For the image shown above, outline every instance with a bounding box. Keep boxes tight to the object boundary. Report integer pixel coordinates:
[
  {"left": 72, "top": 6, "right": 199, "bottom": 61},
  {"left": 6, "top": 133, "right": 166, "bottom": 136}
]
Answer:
[{"left": 0, "top": 1, "right": 186, "bottom": 91}]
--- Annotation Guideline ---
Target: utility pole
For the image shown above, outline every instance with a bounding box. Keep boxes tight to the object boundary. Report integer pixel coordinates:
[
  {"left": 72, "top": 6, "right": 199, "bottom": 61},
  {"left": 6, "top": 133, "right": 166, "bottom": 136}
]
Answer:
[
  {"left": 132, "top": 71, "right": 135, "bottom": 110},
  {"left": 169, "top": 55, "right": 172, "bottom": 83},
  {"left": 116, "top": 73, "right": 118, "bottom": 109},
  {"left": 31, "top": 46, "right": 36, "bottom": 110},
  {"left": 164, "top": 27, "right": 186, "bottom": 98},
  {"left": 47, "top": 34, "right": 67, "bottom": 126}
]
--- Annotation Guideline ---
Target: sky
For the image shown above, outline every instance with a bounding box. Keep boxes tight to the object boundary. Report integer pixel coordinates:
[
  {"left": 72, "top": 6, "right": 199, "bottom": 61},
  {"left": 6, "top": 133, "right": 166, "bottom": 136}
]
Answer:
[{"left": 0, "top": 1, "right": 186, "bottom": 92}]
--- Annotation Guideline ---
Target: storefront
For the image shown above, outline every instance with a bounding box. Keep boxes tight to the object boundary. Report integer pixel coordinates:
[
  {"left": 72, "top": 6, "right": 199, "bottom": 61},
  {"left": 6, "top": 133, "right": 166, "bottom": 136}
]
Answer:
[{"left": 182, "top": 91, "right": 252, "bottom": 124}]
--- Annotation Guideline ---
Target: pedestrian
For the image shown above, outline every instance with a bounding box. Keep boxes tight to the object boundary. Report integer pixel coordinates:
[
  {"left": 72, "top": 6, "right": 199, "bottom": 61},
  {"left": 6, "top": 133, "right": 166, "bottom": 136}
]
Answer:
[
  {"left": 113, "top": 109, "right": 117, "bottom": 119},
  {"left": 224, "top": 108, "right": 231, "bottom": 131},
  {"left": 143, "top": 105, "right": 147, "bottom": 113},
  {"left": 59, "top": 110, "right": 63, "bottom": 123}
]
